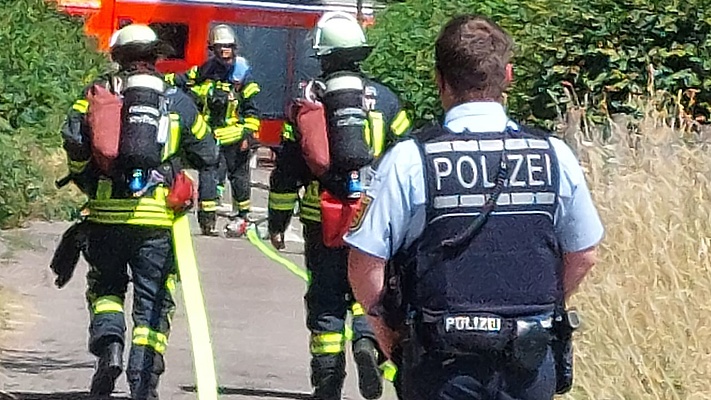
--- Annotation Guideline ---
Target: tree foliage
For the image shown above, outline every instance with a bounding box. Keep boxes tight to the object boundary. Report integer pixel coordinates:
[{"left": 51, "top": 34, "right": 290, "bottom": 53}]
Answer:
[
  {"left": 0, "top": 0, "right": 110, "bottom": 227},
  {"left": 364, "top": 0, "right": 711, "bottom": 129}
]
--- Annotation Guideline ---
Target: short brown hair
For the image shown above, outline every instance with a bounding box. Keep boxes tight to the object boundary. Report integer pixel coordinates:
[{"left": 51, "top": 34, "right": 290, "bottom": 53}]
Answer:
[{"left": 435, "top": 15, "right": 513, "bottom": 102}]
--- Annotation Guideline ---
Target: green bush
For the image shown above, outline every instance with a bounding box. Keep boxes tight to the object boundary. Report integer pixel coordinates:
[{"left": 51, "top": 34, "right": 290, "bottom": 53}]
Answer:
[
  {"left": 364, "top": 0, "right": 711, "bottom": 130},
  {"left": 0, "top": 0, "right": 110, "bottom": 228}
]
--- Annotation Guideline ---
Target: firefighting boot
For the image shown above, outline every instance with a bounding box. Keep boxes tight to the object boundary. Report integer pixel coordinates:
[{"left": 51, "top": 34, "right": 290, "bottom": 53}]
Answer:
[
  {"left": 90, "top": 341, "right": 123, "bottom": 396},
  {"left": 311, "top": 353, "right": 346, "bottom": 400},
  {"left": 353, "top": 338, "right": 384, "bottom": 399},
  {"left": 127, "top": 351, "right": 163, "bottom": 400},
  {"left": 198, "top": 210, "right": 218, "bottom": 236}
]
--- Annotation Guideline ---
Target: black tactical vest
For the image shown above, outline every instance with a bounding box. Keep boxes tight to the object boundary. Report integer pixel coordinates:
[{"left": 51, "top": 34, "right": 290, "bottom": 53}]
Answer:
[{"left": 402, "top": 123, "right": 563, "bottom": 325}]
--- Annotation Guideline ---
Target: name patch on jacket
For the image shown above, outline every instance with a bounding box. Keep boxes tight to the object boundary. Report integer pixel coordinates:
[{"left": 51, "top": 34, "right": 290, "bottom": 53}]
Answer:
[{"left": 424, "top": 137, "right": 557, "bottom": 212}]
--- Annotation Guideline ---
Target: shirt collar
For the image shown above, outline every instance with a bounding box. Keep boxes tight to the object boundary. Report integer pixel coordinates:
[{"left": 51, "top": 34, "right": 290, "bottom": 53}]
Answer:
[{"left": 443, "top": 101, "right": 514, "bottom": 133}]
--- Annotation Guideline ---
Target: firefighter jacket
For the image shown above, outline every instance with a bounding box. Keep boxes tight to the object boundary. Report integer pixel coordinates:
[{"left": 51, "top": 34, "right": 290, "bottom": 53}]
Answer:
[
  {"left": 61, "top": 76, "right": 220, "bottom": 228},
  {"left": 165, "top": 57, "right": 261, "bottom": 146},
  {"left": 268, "top": 79, "right": 412, "bottom": 234}
]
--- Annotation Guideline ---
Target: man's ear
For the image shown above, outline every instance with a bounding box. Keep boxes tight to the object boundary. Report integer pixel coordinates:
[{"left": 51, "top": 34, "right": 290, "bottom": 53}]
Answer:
[{"left": 505, "top": 63, "right": 514, "bottom": 83}]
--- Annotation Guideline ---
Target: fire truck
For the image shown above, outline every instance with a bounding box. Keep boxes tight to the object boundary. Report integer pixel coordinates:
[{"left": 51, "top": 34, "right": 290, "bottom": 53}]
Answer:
[{"left": 55, "top": 0, "right": 378, "bottom": 147}]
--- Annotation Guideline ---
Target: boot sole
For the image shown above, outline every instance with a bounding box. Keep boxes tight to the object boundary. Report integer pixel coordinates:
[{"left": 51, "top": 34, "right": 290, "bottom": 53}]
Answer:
[{"left": 353, "top": 347, "right": 383, "bottom": 400}]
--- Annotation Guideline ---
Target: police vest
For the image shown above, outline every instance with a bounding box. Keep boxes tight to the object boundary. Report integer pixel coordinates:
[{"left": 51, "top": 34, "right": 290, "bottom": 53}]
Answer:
[{"left": 404, "top": 123, "right": 564, "bottom": 322}]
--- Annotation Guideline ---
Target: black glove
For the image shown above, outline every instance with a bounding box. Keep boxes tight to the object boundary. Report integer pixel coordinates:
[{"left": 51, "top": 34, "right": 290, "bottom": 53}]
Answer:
[{"left": 49, "top": 221, "right": 87, "bottom": 288}]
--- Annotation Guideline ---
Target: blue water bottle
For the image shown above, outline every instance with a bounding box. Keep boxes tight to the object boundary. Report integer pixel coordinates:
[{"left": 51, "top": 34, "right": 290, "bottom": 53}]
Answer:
[
  {"left": 128, "top": 169, "right": 145, "bottom": 194},
  {"left": 347, "top": 170, "right": 362, "bottom": 199}
]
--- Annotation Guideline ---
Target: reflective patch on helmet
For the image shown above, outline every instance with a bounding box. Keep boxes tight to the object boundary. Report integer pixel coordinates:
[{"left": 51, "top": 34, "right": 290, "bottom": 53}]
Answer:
[{"left": 349, "top": 195, "right": 372, "bottom": 232}]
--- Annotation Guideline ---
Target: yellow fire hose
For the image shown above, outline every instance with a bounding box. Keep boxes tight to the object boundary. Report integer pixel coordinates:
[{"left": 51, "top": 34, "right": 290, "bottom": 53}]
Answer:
[
  {"left": 173, "top": 214, "right": 219, "bottom": 400},
  {"left": 244, "top": 224, "right": 398, "bottom": 382}
]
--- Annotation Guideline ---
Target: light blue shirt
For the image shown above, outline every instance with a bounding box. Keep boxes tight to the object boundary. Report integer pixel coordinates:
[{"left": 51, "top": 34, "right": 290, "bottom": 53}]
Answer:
[{"left": 344, "top": 101, "right": 605, "bottom": 259}]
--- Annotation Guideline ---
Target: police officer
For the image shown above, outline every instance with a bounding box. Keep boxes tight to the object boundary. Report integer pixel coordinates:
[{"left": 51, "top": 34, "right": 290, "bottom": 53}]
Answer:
[
  {"left": 345, "top": 14, "right": 605, "bottom": 399},
  {"left": 166, "top": 24, "right": 262, "bottom": 235},
  {"left": 60, "top": 24, "right": 219, "bottom": 399},
  {"left": 267, "top": 12, "right": 412, "bottom": 400}
]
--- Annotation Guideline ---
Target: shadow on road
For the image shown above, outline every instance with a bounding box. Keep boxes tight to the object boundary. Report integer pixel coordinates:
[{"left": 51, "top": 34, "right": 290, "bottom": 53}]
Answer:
[
  {"left": 7, "top": 392, "right": 130, "bottom": 400},
  {"left": 181, "top": 385, "right": 312, "bottom": 399},
  {"left": 0, "top": 348, "right": 93, "bottom": 374}
]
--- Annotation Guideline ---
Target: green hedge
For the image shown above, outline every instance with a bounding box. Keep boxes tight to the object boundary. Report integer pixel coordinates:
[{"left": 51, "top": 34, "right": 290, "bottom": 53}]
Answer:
[
  {"left": 0, "top": 0, "right": 110, "bottom": 227},
  {"left": 364, "top": 0, "right": 711, "bottom": 129}
]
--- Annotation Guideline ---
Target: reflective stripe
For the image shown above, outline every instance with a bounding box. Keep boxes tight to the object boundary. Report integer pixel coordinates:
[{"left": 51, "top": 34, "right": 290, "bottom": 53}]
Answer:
[
  {"left": 390, "top": 110, "right": 411, "bottom": 136},
  {"left": 192, "top": 82, "right": 212, "bottom": 100},
  {"left": 310, "top": 332, "right": 345, "bottom": 355},
  {"left": 164, "top": 73, "right": 176, "bottom": 85},
  {"left": 68, "top": 159, "right": 88, "bottom": 174},
  {"left": 163, "top": 113, "right": 181, "bottom": 161},
  {"left": 235, "top": 199, "right": 251, "bottom": 211},
  {"left": 200, "top": 200, "right": 217, "bottom": 212},
  {"left": 72, "top": 99, "right": 88, "bottom": 114},
  {"left": 92, "top": 295, "right": 123, "bottom": 314},
  {"left": 242, "top": 82, "right": 260, "bottom": 99},
  {"left": 191, "top": 114, "right": 208, "bottom": 139},
  {"left": 300, "top": 206, "right": 321, "bottom": 222},
  {"left": 243, "top": 116, "right": 260, "bottom": 131},
  {"left": 268, "top": 192, "right": 298, "bottom": 211},
  {"left": 281, "top": 122, "right": 295, "bottom": 142},
  {"left": 186, "top": 66, "right": 198, "bottom": 80},
  {"left": 86, "top": 188, "right": 175, "bottom": 227},
  {"left": 351, "top": 302, "right": 365, "bottom": 317},
  {"left": 369, "top": 111, "right": 385, "bottom": 157},
  {"left": 166, "top": 273, "right": 177, "bottom": 296},
  {"left": 132, "top": 326, "right": 168, "bottom": 354},
  {"left": 380, "top": 360, "right": 398, "bottom": 382},
  {"left": 214, "top": 125, "right": 243, "bottom": 144},
  {"left": 96, "top": 179, "right": 112, "bottom": 200},
  {"left": 226, "top": 100, "right": 237, "bottom": 122}
]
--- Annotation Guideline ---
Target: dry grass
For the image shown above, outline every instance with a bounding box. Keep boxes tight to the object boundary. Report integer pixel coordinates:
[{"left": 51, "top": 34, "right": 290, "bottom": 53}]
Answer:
[{"left": 558, "top": 96, "right": 711, "bottom": 399}]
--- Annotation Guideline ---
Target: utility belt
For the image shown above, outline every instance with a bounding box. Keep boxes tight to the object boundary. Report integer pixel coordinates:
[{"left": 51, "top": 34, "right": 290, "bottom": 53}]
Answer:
[{"left": 397, "top": 307, "right": 580, "bottom": 393}]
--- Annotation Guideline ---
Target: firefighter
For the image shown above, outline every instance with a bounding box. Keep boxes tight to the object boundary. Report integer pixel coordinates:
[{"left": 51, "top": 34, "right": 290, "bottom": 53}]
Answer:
[
  {"left": 345, "top": 15, "right": 604, "bottom": 400},
  {"left": 60, "top": 24, "right": 219, "bottom": 399},
  {"left": 267, "top": 12, "right": 412, "bottom": 400},
  {"left": 166, "top": 24, "right": 262, "bottom": 235}
]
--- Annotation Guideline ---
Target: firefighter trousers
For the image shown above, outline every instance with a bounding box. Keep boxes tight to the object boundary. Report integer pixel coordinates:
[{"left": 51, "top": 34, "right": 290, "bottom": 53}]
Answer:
[
  {"left": 216, "top": 142, "right": 252, "bottom": 216},
  {"left": 303, "top": 221, "right": 377, "bottom": 397},
  {"left": 84, "top": 223, "right": 177, "bottom": 400}
]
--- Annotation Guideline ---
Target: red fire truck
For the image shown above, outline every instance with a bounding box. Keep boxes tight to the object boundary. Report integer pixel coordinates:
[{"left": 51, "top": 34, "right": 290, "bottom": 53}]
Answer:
[{"left": 56, "top": 0, "right": 377, "bottom": 147}]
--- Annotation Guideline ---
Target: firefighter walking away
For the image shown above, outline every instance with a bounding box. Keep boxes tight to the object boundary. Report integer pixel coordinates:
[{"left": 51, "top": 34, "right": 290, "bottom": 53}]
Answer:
[
  {"left": 267, "top": 11, "right": 412, "bottom": 400},
  {"left": 166, "top": 24, "right": 262, "bottom": 236},
  {"left": 56, "top": 24, "right": 219, "bottom": 400}
]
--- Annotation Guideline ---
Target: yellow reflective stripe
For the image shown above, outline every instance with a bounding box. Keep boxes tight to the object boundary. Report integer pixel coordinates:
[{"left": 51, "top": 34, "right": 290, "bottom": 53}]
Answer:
[
  {"left": 73, "top": 99, "right": 88, "bottom": 114},
  {"left": 86, "top": 189, "right": 174, "bottom": 227},
  {"left": 164, "top": 73, "right": 176, "bottom": 85},
  {"left": 200, "top": 200, "right": 217, "bottom": 212},
  {"left": 132, "top": 326, "right": 168, "bottom": 354},
  {"left": 351, "top": 302, "right": 365, "bottom": 317},
  {"left": 269, "top": 192, "right": 298, "bottom": 211},
  {"left": 235, "top": 199, "right": 251, "bottom": 211},
  {"left": 310, "top": 332, "right": 345, "bottom": 354},
  {"left": 186, "top": 66, "right": 198, "bottom": 80},
  {"left": 214, "top": 125, "right": 243, "bottom": 143},
  {"left": 92, "top": 295, "right": 123, "bottom": 314},
  {"left": 243, "top": 116, "right": 260, "bottom": 131},
  {"left": 380, "top": 361, "right": 398, "bottom": 382},
  {"left": 369, "top": 111, "right": 385, "bottom": 157},
  {"left": 96, "top": 179, "right": 112, "bottom": 200},
  {"left": 390, "top": 110, "right": 411, "bottom": 136},
  {"left": 68, "top": 159, "right": 88, "bottom": 174},
  {"left": 242, "top": 82, "right": 260, "bottom": 99},
  {"left": 281, "top": 122, "right": 295, "bottom": 142},
  {"left": 163, "top": 113, "right": 181, "bottom": 161},
  {"left": 192, "top": 82, "right": 212, "bottom": 100},
  {"left": 300, "top": 206, "right": 321, "bottom": 222},
  {"left": 226, "top": 101, "right": 237, "bottom": 121},
  {"left": 166, "top": 273, "right": 177, "bottom": 296},
  {"left": 191, "top": 114, "right": 208, "bottom": 140}
]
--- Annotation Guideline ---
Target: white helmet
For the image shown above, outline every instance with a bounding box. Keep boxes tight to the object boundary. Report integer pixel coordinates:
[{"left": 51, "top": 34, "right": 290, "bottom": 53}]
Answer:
[
  {"left": 312, "top": 12, "right": 370, "bottom": 57},
  {"left": 209, "top": 24, "right": 238, "bottom": 47},
  {"left": 109, "top": 24, "right": 158, "bottom": 50}
]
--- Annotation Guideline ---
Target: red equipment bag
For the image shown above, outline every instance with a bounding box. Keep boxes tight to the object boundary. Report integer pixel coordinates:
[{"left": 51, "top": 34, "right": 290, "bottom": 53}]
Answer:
[
  {"left": 293, "top": 97, "right": 330, "bottom": 178},
  {"left": 166, "top": 171, "right": 196, "bottom": 212},
  {"left": 320, "top": 189, "right": 361, "bottom": 248},
  {"left": 86, "top": 82, "right": 122, "bottom": 175}
]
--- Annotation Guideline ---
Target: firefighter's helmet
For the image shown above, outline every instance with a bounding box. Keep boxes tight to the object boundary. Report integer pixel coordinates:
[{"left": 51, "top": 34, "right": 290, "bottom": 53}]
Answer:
[
  {"left": 312, "top": 12, "right": 371, "bottom": 57},
  {"left": 209, "top": 24, "right": 238, "bottom": 47},
  {"left": 109, "top": 24, "right": 158, "bottom": 49}
]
